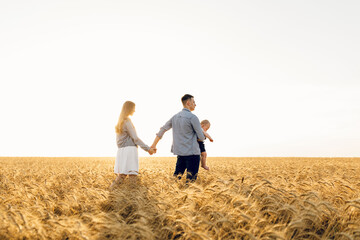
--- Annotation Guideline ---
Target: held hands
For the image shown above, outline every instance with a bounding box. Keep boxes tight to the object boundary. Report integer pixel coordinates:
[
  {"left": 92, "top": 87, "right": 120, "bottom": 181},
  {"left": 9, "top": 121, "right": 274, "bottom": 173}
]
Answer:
[{"left": 148, "top": 147, "right": 157, "bottom": 155}]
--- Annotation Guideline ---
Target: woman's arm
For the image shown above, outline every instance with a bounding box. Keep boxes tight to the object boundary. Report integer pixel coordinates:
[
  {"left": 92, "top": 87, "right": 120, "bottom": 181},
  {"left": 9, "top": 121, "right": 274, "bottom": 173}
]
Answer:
[{"left": 125, "top": 120, "right": 151, "bottom": 152}]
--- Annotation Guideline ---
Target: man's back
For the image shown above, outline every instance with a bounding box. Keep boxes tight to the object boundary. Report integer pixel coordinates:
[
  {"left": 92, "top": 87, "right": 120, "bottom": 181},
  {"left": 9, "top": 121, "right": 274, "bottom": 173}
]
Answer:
[
  {"left": 151, "top": 94, "right": 205, "bottom": 181},
  {"left": 157, "top": 108, "right": 205, "bottom": 156}
]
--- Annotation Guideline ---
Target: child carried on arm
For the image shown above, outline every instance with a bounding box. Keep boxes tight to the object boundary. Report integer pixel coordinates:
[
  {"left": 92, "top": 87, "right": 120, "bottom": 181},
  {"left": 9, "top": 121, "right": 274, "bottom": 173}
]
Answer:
[{"left": 198, "top": 120, "right": 213, "bottom": 170}]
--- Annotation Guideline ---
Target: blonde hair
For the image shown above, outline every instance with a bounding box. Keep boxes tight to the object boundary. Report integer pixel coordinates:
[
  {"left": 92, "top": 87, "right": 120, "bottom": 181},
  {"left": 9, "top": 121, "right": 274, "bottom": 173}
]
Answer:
[
  {"left": 201, "top": 120, "right": 210, "bottom": 126},
  {"left": 115, "top": 101, "right": 135, "bottom": 134}
]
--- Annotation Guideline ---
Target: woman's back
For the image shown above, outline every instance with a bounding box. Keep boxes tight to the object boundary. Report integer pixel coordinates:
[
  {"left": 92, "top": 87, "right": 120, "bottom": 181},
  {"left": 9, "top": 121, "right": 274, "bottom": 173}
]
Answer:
[{"left": 116, "top": 119, "right": 149, "bottom": 151}]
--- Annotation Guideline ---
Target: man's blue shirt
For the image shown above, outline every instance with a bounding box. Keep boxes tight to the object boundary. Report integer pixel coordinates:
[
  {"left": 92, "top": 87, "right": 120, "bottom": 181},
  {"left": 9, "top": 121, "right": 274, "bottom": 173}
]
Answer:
[{"left": 156, "top": 108, "right": 205, "bottom": 156}]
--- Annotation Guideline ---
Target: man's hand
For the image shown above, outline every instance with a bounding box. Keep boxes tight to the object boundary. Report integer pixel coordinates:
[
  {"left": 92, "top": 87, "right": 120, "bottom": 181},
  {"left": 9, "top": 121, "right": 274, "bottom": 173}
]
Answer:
[
  {"left": 148, "top": 147, "right": 157, "bottom": 155},
  {"left": 150, "top": 143, "right": 158, "bottom": 151}
]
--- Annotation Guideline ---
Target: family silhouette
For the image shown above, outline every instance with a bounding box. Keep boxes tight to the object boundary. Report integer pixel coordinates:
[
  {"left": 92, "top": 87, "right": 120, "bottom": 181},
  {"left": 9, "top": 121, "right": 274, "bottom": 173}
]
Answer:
[{"left": 110, "top": 94, "right": 213, "bottom": 189}]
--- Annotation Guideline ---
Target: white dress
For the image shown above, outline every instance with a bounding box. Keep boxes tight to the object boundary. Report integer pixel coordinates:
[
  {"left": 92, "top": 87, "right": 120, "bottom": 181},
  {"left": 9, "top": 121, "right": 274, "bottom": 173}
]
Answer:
[
  {"left": 114, "top": 119, "right": 150, "bottom": 175},
  {"left": 114, "top": 146, "right": 139, "bottom": 175}
]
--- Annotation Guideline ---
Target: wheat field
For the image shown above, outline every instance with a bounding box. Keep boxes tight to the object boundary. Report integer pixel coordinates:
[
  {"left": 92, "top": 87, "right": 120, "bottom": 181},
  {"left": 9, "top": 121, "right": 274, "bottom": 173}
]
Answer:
[{"left": 0, "top": 157, "right": 359, "bottom": 240}]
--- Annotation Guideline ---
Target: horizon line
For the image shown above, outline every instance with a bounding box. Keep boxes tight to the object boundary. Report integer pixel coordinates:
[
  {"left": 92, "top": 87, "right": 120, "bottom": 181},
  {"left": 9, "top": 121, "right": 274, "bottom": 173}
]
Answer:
[{"left": 1, "top": 156, "right": 359, "bottom": 159}]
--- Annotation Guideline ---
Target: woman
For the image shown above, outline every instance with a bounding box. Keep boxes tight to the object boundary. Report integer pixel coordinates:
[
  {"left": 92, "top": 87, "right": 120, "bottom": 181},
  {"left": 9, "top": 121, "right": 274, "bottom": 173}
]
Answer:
[{"left": 111, "top": 101, "right": 155, "bottom": 188}]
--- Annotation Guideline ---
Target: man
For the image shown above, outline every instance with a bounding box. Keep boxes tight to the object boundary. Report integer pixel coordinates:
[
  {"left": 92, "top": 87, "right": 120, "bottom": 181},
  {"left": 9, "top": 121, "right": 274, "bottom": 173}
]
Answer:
[{"left": 151, "top": 94, "right": 205, "bottom": 181}]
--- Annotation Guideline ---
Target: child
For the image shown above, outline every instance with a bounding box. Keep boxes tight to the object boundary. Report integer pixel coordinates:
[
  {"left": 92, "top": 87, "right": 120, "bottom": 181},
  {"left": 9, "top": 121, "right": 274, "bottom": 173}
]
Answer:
[{"left": 198, "top": 120, "right": 213, "bottom": 170}]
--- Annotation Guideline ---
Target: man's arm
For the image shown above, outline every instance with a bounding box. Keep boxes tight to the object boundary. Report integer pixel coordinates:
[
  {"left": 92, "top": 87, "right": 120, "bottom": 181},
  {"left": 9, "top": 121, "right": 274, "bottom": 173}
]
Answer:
[
  {"left": 151, "top": 117, "right": 173, "bottom": 149},
  {"left": 151, "top": 136, "right": 161, "bottom": 150},
  {"left": 191, "top": 116, "right": 205, "bottom": 141}
]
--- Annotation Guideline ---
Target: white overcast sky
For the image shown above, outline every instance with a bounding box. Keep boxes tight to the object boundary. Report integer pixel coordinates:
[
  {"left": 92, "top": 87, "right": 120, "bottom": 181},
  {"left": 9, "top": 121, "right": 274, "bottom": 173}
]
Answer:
[{"left": 1, "top": 1, "right": 359, "bottom": 157}]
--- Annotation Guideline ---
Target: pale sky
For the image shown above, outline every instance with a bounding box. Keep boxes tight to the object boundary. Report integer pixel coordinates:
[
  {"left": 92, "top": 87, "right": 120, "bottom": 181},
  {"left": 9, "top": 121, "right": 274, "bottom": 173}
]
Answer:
[{"left": 1, "top": 1, "right": 359, "bottom": 157}]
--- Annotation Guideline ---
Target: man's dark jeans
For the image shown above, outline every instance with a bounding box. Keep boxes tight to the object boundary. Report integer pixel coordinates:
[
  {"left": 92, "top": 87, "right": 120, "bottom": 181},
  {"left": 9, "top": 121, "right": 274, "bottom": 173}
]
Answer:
[{"left": 173, "top": 155, "right": 200, "bottom": 181}]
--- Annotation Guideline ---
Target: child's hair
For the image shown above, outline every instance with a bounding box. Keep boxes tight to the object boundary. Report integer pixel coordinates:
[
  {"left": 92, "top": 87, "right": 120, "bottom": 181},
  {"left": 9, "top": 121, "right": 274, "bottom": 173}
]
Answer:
[
  {"left": 201, "top": 120, "right": 210, "bottom": 125},
  {"left": 115, "top": 101, "right": 135, "bottom": 134}
]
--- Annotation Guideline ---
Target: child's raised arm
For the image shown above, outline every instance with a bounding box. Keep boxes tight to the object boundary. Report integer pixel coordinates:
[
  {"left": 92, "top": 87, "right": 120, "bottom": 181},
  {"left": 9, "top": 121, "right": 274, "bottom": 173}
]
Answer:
[{"left": 203, "top": 130, "right": 214, "bottom": 142}]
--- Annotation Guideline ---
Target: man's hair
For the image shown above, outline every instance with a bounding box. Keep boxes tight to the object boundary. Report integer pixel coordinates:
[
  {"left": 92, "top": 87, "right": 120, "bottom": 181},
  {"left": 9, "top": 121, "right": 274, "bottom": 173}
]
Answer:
[
  {"left": 181, "top": 94, "right": 194, "bottom": 106},
  {"left": 201, "top": 120, "right": 210, "bottom": 126}
]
